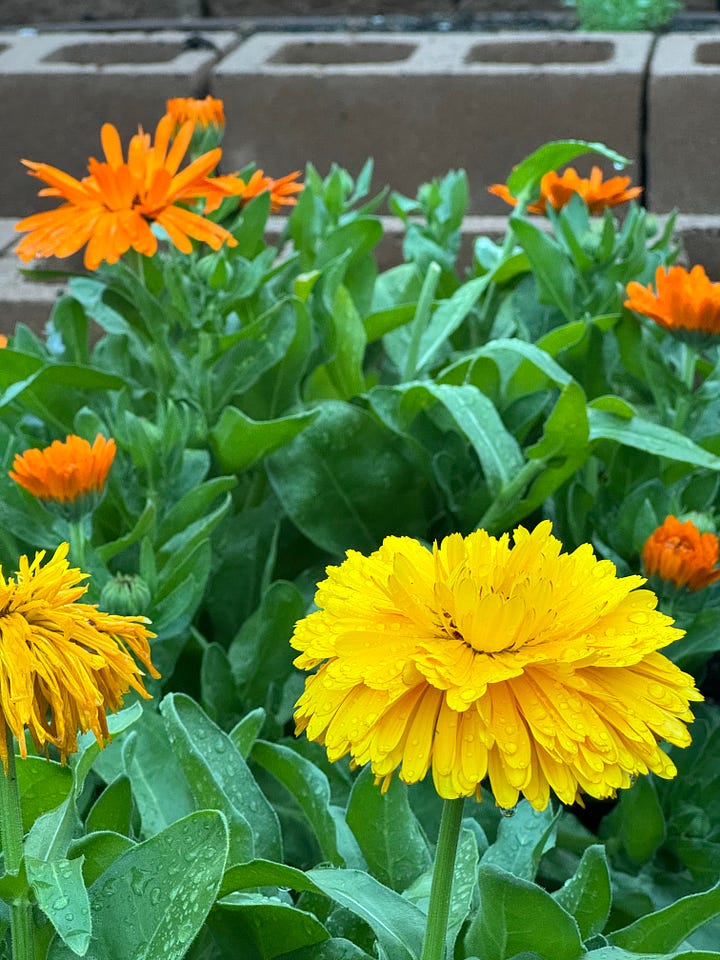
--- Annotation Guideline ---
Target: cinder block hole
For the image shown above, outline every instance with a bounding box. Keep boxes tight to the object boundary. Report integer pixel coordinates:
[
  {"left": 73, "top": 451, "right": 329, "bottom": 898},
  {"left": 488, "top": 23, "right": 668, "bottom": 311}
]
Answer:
[
  {"left": 42, "top": 42, "right": 181, "bottom": 66},
  {"left": 695, "top": 41, "right": 720, "bottom": 64},
  {"left": 269, "top": 40, "right": 415, "bottom": 65},
  {"left": 465, "top": 39, "right": 614, "bottom": 65}
]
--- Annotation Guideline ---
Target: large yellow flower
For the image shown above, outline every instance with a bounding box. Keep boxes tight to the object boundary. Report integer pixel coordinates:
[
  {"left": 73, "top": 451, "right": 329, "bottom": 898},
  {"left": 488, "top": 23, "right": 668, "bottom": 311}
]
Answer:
[
  {"left": 292, "top": 521, "right": 701, "bottom": 810},
  {"left": 0, "top": 543, "right": 159, "bottom": 769}
]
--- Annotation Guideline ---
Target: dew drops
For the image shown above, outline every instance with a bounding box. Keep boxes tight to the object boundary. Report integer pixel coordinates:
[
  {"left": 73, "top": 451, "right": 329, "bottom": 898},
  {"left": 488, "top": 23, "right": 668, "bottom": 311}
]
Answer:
[
  {"left": 52, "top": 896, "right": 69, "bottom": 911},
  {"left": 498, "top": 805, "right": 517, "bottom": 818},
  {"left": 504, "top": 742, "right": 518, "bottom": 755},
  {"left": 628, "top": 611, "right": 649, "bottom": 625}
]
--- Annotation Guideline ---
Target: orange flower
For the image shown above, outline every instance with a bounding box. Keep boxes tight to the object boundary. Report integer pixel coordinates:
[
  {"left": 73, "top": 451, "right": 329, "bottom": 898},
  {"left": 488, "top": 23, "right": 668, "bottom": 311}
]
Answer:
[
  {"left": 625, "top": 265, "right": 720, "bottom": 338},
  {"left": 165, "top": 95, "right": 225, "bottom": 129},
  {"left": 0, "top": 335, "right": 7, "bottom": 348},
  {"left": 489, "top": 165, "right": 642, "bottom": 215},
  {"left": 244, "top": 169, "right": 304, "bottom": 212},
  {"left": 203, "top": 168, "right": 303, "bottom": 215},
  {"left": 643, "top": 516, "right": 720, "bottom": 591},
  {"left": 14, "top": 115, "right": 238, "bottom": 270},
  {"left": 10, "top": 434, "right": 116, "bottom": 508}
]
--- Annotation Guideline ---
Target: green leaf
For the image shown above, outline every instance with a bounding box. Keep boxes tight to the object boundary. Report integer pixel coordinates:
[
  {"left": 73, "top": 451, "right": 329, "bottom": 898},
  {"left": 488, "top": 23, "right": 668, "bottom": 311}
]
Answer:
[
  {"left": 345, "top": 766, "right": 430, "bottom": 892},
  {"left": 156, "top": 476, "right": 237, "bottom": 548},
  {"left": 267, "top": 400, "right": 428, "bottom": 554},
  {"left": 587, "top": 949, "right": 720, "bottom": 960},
  {"left": 67, "top": 832, "right": 135, "bottom": 888},
  {"left": 608, "top": 879, "right": 720, "bottom": 953},
  {"left": 305, "top": 869, "right": 425, "bottom": 960},
  {"left": 428, "top": 384, "right": 524, "bottom": 495},
  {"left": 16, "top": 757, "right": 72, "bottom": 834},
  {"left": 602, "top": 775, "right": 666, "bottom": 866},
  {"left": 229, "top": 709, "right": 266, "bottom": 759},
  {"left": 280, "top": 938, "right": 374, "bottom": 960},
  {"left": 85, "top": 776, "right": 133, "bottom": 836},
  {"left": 160, "top": 693, "right": 282, "bottom": 864},
  {"left": 481, "top": 800, "right": 560, "bottom": 882},
  {"left": 96, "top": 501, "right": 156, "bottom": 564},
  {"left": 252, "top": 740, "right": 347, "bottom": 867},
  {"left": 229, "top": 580, "right": 306, "bottom": 716},
  {"left": 309, "top": 284, "right": 367, "bottom": 400},
  {"left": 26, "top": 704, "right": 142, "bottom": 861},
  {"left": 26, "top": 856, "right": 91, "bottom": 957},
  {"left": 588, "top": 409, "right": 720, "bottom": 469},
  {"left": 552, "top": 844, "right": 612, "bottom": 941},
  {"left": 118, "top": 708, "right": 196, "bottom": 838},
  {"left": 214, "top": 893, "right": 329, "bottom": 958},
  {"left": 506, "top": 140, "right": 629, "bottom": 196},
  {"left": 384, "top": 276, "right": 488, "bottom": 376},
  {"left": 47, "top": 811, "right": 228, "bottom": 960},
  {"left": 464, "top": 864, "right": 584, "bottom": 960},
  {"left": 210, "top": 407, "right": 319, "bottom": 473},
  {"left": 511, "top": 219, "right": 575, "bottom": 323},
  {"left": 219, "top": 858, "right": 322, "bottom": 898}
]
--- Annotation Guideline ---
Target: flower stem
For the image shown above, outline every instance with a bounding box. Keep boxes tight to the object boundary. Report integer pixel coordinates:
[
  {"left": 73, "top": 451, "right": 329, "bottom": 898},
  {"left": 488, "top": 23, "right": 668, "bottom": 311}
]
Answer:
[
  {"left": 0, "top": 727, "right": 34, "bottom": 960},
  {"left": 67, "top": 519, "right": 86, "bottom": 571},
  {"left": 403, "top": 261, "right": 442, "bottom": 381},
  {"left": 420, "top": 796, "right": 465, "bottom": 960}
]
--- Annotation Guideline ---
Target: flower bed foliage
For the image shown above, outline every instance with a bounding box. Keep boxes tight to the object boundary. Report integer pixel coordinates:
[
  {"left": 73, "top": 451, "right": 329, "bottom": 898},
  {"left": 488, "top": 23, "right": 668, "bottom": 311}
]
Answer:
[{"left": 1, "top": 99, "right": 720, "bottom": 959}]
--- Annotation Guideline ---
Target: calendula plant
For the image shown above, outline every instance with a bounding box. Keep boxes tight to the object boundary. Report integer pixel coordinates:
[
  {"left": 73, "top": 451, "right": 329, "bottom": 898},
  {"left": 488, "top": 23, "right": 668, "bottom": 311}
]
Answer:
[{"left": 4, "top": 94, "right": 720, "bottom": 958}]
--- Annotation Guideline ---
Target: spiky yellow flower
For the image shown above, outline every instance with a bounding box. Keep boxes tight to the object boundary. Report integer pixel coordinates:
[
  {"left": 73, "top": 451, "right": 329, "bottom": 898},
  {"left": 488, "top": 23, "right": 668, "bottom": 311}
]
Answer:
[
  {"left": 0, "top": 543, "right": 159, "bottom": 769},
  {"left": 643, "top": 515, "right": 720, "bottom": 592},
  {"left": 292, "top": 521, "right": 701, "bottom": 810},
  {"left": 10, "top": 434, "right": 116, "bottom": 509}
]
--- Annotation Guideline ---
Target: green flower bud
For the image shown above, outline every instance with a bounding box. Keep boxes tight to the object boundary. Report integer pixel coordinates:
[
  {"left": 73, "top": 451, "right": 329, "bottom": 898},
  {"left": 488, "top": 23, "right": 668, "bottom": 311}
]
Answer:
[{"left": 100, "top": 573, "right": 152, "bottom": 617}]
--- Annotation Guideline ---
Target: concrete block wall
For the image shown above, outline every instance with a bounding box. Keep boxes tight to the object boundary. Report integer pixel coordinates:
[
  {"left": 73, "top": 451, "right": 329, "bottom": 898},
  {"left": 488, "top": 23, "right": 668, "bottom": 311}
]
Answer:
[
  {"left": 647, "top": 33, "right": 720, "bottom": 213},
  {"left": 214, "top": 31, "right": 651, "bottom": 216}
]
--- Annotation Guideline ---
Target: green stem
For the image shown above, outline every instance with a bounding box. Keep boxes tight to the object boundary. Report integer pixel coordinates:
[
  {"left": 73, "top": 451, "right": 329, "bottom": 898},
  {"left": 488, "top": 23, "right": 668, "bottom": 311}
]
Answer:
[
  {"left": 420, "top": 797, "right": 465, "bottom": 960},
  {"left": 403, "top": 261, "right": 442, "bottom": 381},
  {"left": 67, "top": 519, "right": 86, "bottom": 571},
  {"left": 672, "top": 342, "right": 699, "bottom": 431},
  {"left": 0, "top": 727, "right": 34, "bottom": 960},
  {"left": 478, "top": 459, "right": 546, "bottom": 533}
]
